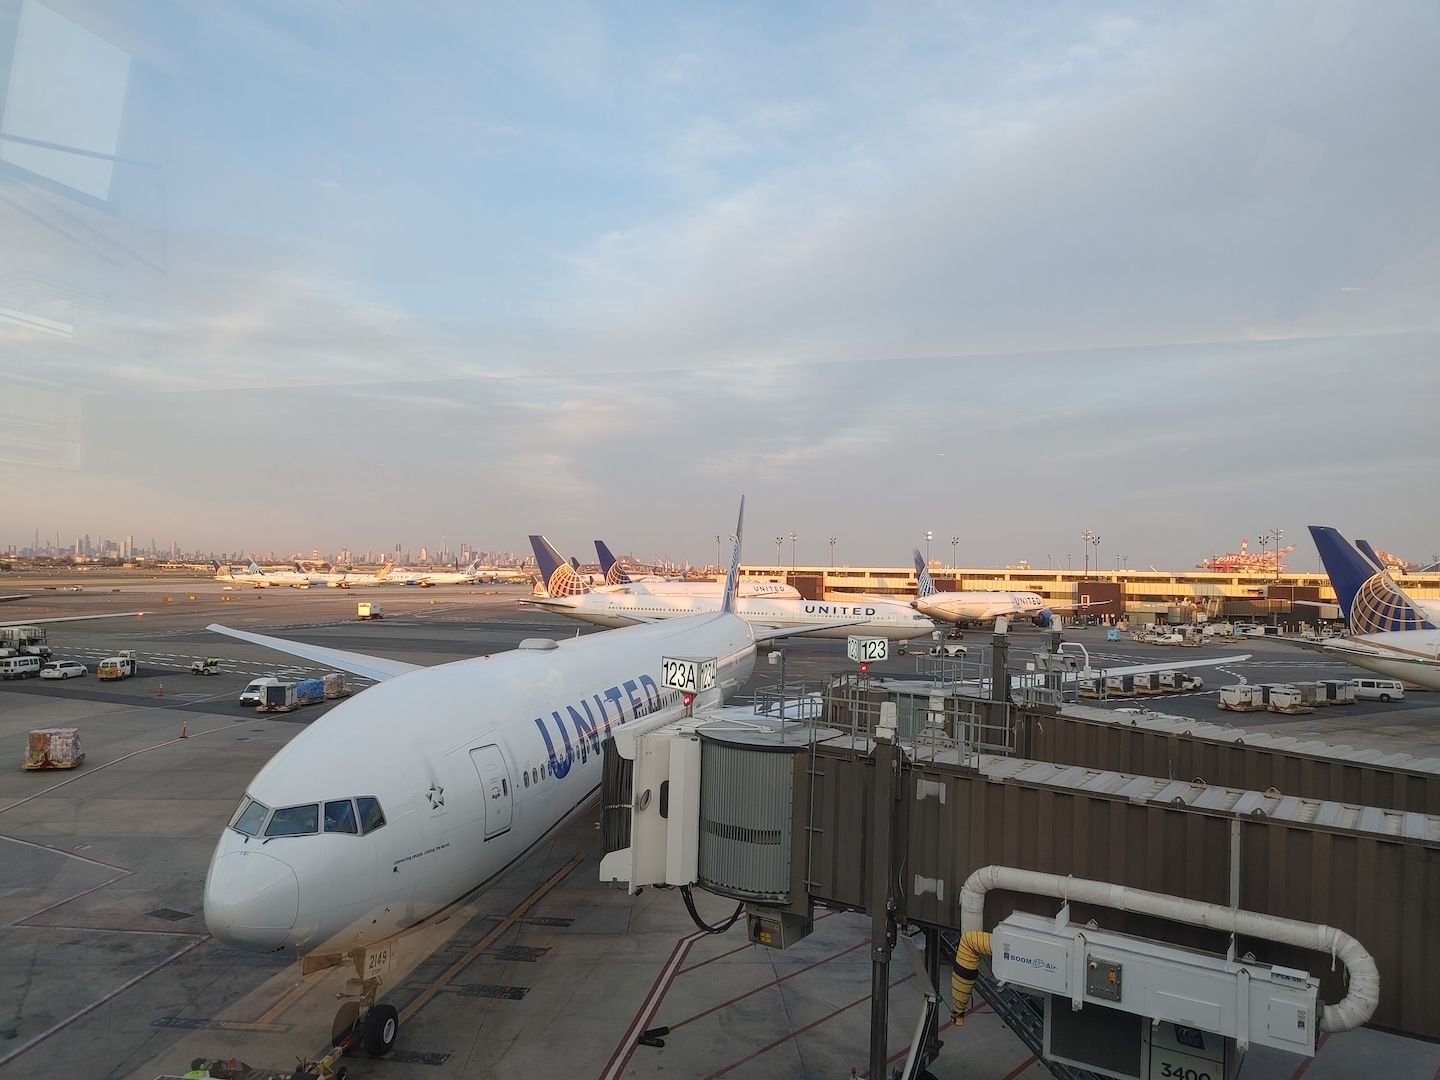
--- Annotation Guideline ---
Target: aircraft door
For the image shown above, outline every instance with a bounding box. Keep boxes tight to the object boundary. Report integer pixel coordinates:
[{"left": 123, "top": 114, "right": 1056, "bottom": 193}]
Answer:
[{"left": 469, "top": 744, "right": 512, "bottom": 840}]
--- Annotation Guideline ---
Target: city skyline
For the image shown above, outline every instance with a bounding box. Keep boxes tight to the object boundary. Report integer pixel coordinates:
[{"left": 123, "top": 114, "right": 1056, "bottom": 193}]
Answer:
[{"left": 3, "top": 3, "right": 1437, "bottom": 566}]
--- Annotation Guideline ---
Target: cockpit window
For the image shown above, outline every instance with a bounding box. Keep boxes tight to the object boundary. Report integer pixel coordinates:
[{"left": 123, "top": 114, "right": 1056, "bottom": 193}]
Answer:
[
  {"left": 324, "top": 799, "right": 358, "bottom": 834},
  {"left": 356, "top": 796, "right": 386, "bottom": 834},
  {"left": 231, "top": 797, "right": 269, "bottom": 836},
  {"left": 264, "top": 803, "right": 319, "bottom": 837}
]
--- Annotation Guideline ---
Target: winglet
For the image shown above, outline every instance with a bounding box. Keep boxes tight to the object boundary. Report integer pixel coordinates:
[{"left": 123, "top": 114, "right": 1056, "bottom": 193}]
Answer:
[
  {"left": 912, "top": 549, "right": 938, "bottom": 598},
  {"left": 596, "top": 540, "right": 633, "bottom": 586},
  {"left": 529, "top": 535, "right": 590, "bottom": 598},
  {"left": 721, "top": 498, "right": 745, "bottom": 614}
]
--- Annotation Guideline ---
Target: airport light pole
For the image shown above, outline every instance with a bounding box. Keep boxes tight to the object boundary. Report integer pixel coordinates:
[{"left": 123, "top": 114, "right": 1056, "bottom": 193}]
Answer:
[
  {"left": 924, "top": 530, "right": 933, "bottom": 567},
  {"left": 789, "top": 531, "right": 798, "bottom": 570},
  {"left": 1081, "top": 530, "right": 1098, "bottom": 577},
  {"left": 715, "top": 535, "right": 722, "bottom": 570},
  {"left": 775, "top": 536, "right": 784, "bottom": 567},
  {"left": 1270, "top": 527, "right": 1284, "bottom": 581},
  {"left": 952, "top": 536, "right": 960, "bottom": 568},
  {"left": 829, "top": 536, "right": 837, "bottom": 567}
]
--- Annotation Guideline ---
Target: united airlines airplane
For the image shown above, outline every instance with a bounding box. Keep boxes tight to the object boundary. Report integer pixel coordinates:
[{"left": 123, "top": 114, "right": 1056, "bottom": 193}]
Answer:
[
  {"left": 201, "top": 501, "right": 803, "bottom": 1058},
  {"left": 527, "top": 535, "right": 934, "bottom": 642},
  {"left": 907, "top": 550, "right": 1107, "bottom": 627},
  {"left": 594, "top": 538, "right": 799, "bottom": 597},
  {"left": 1309, "top": 525, "right": 1440, "bottom": 690}
]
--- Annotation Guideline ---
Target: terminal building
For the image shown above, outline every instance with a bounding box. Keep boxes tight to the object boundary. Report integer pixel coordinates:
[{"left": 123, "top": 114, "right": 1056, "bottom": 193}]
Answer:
[{"left": 738, "top": 563, "right": 1440, "bottom": 628}]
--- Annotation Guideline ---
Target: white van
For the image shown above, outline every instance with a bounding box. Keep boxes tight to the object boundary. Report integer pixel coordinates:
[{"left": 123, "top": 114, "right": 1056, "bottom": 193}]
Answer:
[
  {"left": 1350, "top": 678, "right": 1405, "bottom": 702},
  {"left": 240, "top": 677, "right": 282, "bottom": 706},
  {"left": 0, "top": 655, "right": 42, "bottom": 679}
]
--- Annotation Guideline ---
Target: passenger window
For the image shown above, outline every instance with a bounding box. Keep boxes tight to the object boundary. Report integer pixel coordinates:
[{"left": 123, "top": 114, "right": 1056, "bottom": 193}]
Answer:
[
  {"left": 356, "top": 796, "right": 387, "bottom": 834},
  {"left": 265, "top": 803, "right": 319, "bottom": 837},
  {"left": 231, "top": 797, "right": 269, "bottom": 836},
  {"left": 324, "top": 799, "right": 358, "bottom": 834}
]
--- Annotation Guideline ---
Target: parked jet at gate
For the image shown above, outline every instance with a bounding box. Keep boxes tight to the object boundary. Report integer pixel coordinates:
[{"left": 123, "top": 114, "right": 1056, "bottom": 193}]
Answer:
[
  {"left": 1308, "top": 525, "right": 1440, "bottom": 690},
  {"left": 905, "top": 551, "right": 1107, "bottom": 627},
  {"left": 595, "top": 539, "right": 799, "bottom": 598},
  {"left": 200, "top": 500, "right": 836, "bottom": 1056},
  {"left": 388, "top": 562, "right": 482, "bottom": 587},
  {"left": 528, "top": 536, "right": 932, "bottom": 641}
]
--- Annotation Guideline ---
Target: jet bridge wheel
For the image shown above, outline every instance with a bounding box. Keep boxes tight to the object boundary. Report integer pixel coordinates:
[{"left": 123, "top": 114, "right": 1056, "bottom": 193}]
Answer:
[{"left": 362, "top": 1003, "right": 399, "bottom": 1056}]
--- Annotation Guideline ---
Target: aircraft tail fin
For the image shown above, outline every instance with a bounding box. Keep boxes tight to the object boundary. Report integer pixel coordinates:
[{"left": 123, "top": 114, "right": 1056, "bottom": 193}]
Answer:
[
  {"left": 530, "top": 535, "right": 590, "bottom": 597},
  {"left": 248, "top": 560, "right": 265, "bottom": 576},
  {"left": 1354, "top": 539, "right": 1386, "bottom": 573},
  {"left": 595, "top": 540, "right": 632, "bottom": 585},
  {"left": 1310, "top": 526, "right": 1380, "bottom": 621},
  {"left": 721, "top": 498, "right": 744, "bottom": 614},
  {"left": 1311, "top": 525, "right": 1436, "bottom": 632},
  {"left": 912, "top": 549, "right": 938, "bottom": 598}
]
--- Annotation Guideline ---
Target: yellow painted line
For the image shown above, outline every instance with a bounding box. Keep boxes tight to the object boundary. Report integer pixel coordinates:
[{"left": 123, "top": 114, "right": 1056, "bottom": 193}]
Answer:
[
  {"left": 398, "top": 853, "right": 584, "bottom": 1024},
  {"left": 255, "top": 970, "right": 328, "bottom": 1025}
]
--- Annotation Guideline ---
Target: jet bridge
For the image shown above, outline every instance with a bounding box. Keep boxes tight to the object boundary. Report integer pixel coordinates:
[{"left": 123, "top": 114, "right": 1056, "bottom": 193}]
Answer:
[{"left": 601, "top": 640, "right": 1440, "bottom": 1079}]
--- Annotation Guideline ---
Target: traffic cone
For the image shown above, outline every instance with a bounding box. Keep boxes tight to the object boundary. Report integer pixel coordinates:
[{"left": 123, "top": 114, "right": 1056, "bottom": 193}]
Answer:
[{"left": 180, "top": 719, "right": 188, "bottom": 739}]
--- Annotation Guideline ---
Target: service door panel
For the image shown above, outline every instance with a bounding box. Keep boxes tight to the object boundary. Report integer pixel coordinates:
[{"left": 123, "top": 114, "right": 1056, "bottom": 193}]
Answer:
[{"left": 469, "top": 744, "right": 513, "bottom": 840}]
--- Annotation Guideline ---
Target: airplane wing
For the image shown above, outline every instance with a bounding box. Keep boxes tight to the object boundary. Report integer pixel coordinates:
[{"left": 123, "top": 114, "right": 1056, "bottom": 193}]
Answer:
[
  {"left": 206, "top": 623, "right": 422, "bottom": 681},
  {"left": 752, "top": 618, "right": 868, "bottom": 642},
  {"left": 2, "top": 611, "right": 146, "bottom": 627}
]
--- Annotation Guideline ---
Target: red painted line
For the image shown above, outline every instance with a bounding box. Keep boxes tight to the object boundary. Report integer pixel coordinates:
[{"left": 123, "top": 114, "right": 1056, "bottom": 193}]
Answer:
[
  {"left": 701, "top": 973, "right": 915, "bottom": 1080},
  {"left": 598, "top": 928, "right": 706, "bottom": 1080},
  {"left": 1289, "top": 1031, "right": 1330, "bottom": 1079},
  {"left": 1002, "top": 1054, "right": 1038, "bottom": 1080},
  {"left": 669, "top": 939, "right": 869, "bottom": 1032}
]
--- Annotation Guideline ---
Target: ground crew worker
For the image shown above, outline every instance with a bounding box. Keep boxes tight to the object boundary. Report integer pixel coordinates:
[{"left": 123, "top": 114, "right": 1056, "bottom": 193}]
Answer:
[{"left": 184, "top": 1058, "right": 211, "bottom": 1078}]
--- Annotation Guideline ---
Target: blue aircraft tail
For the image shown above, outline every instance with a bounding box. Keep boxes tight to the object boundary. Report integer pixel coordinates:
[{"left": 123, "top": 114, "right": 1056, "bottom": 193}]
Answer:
[
  {"left": 1310, "top": 525, "right": 1435, "bottom": 632},
  {"left": 912, "top": 549, "right": 938, "bottom": 598},
  {"left": 721, "top": 498, "right": 744, "bottom": 614},
  {"left": 595, "top": 540, "right": 632, "bottom": 586},
  {"left": 529, "top": 536, "right": 590, "bottom": 598},
  {"left": 1353, "top": 539, "right": 1386, "bottom": 573}
]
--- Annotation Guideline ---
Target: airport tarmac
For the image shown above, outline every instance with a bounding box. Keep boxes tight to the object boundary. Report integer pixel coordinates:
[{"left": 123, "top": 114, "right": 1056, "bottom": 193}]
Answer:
[{"left": 1, "top": 583, "right": 1438, "bottom": 1079}]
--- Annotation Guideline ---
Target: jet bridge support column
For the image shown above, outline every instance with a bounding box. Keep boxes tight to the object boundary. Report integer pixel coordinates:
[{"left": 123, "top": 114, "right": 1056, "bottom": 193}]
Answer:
[
  {"left": 869, "top": 705, "right": 902, "bottom": 1080},
  {"left": 990, "top": 618, "right": 1011, "bottom": 703}
]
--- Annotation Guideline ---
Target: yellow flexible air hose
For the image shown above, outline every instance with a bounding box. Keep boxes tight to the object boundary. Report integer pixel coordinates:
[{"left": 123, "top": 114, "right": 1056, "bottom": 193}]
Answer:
[{"left": 949, "top": 931, "right": 991, "bottom": 1025}]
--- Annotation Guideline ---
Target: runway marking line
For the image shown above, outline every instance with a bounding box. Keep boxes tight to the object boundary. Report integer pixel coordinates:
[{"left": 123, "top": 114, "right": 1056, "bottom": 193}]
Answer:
[{"left": 397, "top": 853, "right": 583, "bottom": 1025}]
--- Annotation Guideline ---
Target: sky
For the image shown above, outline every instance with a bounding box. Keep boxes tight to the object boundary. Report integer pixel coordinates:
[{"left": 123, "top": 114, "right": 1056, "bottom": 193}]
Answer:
[{"left": 1, "top": 0, "right": 1438, "bottom": 568}]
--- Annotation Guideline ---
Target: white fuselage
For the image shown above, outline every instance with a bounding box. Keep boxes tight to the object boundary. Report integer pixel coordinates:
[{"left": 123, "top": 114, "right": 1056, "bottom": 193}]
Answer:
[
  {"left": 595, "top": 580, "right": 800, "bottom": 599},
  {"left": 914, "top": 590, "right": 1049, "bottom": 624},
  {"left": 1325, "top": 630, "right": 1440, "bottom": 690},
  {"left": 203, "top": 613, "right": 757, "bottom": 957},
  {"left": 537, "top": 591, "right": 933, "bottom": 641}
]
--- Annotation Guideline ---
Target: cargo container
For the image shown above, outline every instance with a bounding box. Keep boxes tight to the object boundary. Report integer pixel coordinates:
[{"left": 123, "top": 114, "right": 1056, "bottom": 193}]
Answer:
[
  {"left": 357, "top": 601, "right": 383, "bottom": 620},
  {"left": 1218, "top": 684, "right": 1264, "bottom": 711},
  {"left": 1268, "top": 684, "right": 1315, "bottom": 714},
  {"left": 1077, "top": 675, "right": 1103, "bottom": 699},
  {"left": 295, "top": 678, "right": 326, "bottom": 706},
  {"left": 1131, "top": 672, "right": 1162, "bottom": 695},
  {"left": 322, "top": 672, "right": 349, "bottom": 699},
  {"left": 24, "top": 728, "right": 84, "bottom": 770},
  {"left": 1104, "top": 674, "right": 1135, "bottom": 697},
  {"left": 1317, "top": 679, "right": 1356, "bottom": 706},
  {"left": 258, "top": 682, "right": 298, "bottom": 712}
]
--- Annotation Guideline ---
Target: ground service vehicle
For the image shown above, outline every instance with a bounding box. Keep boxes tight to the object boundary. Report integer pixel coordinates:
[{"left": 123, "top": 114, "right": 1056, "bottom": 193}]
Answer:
[
  {"left": 239, "top": 677, "right": 281, "bottom": 706},
  {"left": 191, "top": 657, "right": 222, "bottom": 675},
  {"left": 0, "top": 656, "right": 42, "bottom": 679},
  {"left": 357, "top": 601, "right": 382, "bottom": 620},
  {"left": 98, "top": 651, "right": 138, "bottom": 680},
  {"left": 1350, "top": 678, "right": 1405, "bottom": 702},
  {"left": 40, "top": 661, "right": 88, "bottom": 679}
]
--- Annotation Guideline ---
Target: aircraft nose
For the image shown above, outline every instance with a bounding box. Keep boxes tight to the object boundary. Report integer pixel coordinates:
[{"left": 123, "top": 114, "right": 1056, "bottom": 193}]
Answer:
[{"left": 204, "top": 850, "right": 299, "bottom": 950}]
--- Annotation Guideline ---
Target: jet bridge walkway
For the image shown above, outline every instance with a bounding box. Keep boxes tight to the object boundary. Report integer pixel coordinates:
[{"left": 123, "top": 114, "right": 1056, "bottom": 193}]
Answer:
[{"left": 770, "top": 675, "right": 1440, "bottom": 1040}]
